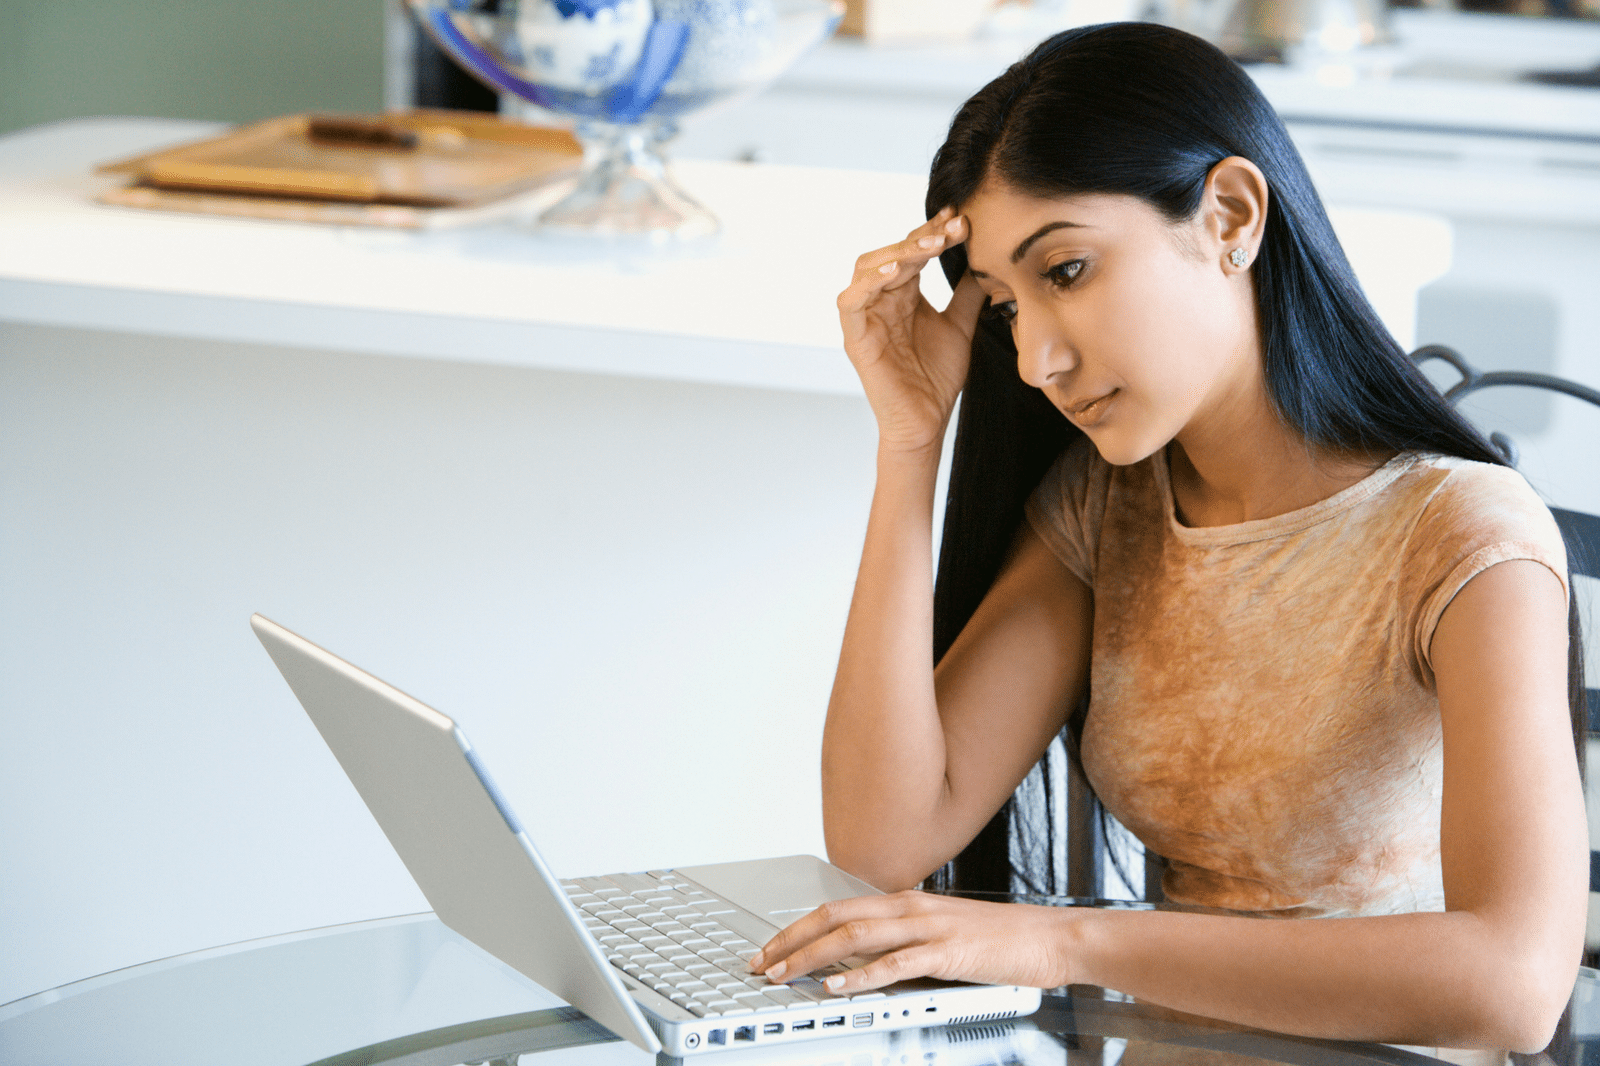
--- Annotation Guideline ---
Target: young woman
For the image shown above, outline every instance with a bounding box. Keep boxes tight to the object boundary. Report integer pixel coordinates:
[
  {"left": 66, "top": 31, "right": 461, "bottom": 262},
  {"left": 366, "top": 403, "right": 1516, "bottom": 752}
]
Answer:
[{"left": 748, "top": 23, "right": 1587, "bottom": 1054}]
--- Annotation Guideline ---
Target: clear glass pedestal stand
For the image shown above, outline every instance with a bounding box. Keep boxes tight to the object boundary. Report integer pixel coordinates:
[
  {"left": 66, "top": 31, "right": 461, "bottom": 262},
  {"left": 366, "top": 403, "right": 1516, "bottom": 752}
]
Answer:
[{"left": 538, "top": 120, "right": 718, "bottom": 240}]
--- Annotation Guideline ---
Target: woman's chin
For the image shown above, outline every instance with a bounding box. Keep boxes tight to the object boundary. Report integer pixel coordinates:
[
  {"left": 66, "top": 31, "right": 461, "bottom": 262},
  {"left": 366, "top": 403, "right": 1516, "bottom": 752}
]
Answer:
[{"left": 1085, "top": 428, "right": 1167, "bottom": 468}]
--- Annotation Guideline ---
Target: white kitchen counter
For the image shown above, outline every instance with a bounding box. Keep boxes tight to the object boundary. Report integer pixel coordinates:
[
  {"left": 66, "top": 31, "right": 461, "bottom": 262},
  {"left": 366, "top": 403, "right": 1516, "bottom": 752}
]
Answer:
[{"left": 0, "top": 117, "right": 1449, "bottom": 388}]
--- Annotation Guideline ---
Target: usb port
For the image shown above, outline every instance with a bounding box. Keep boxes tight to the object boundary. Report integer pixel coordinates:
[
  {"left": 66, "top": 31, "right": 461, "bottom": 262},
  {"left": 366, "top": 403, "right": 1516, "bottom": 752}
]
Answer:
[
  {"left": 734, "top": 1026, "right": 756, "bottom": 1042},
  {"left": 791, "top": 1020, "right": 815, "bottom": 1031},
  {"left": 852, "top": 1013, "right": 874, "bottom": 1028},
  {"left": 823, "top": 1017, "right": 846, "bottom": 1028},
  {"left": 763, "top": 1023, "right": 784, "bottom": 1036}
]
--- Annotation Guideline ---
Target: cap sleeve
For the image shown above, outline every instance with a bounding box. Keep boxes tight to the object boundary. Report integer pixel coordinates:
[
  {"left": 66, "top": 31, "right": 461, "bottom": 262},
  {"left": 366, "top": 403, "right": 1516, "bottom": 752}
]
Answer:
[
  {"left": 1405, "top": 460, "right": 1569, "bottom": 682},
  {"left": 1023, "top": 434, "right": 1107, "bottom": 587}
]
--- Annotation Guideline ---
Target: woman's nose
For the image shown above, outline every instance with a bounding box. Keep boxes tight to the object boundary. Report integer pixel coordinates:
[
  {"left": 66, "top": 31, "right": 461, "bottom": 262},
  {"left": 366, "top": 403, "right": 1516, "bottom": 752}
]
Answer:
[{"left": 1014, "top": 314, "right": 1075, "bottom": 389}]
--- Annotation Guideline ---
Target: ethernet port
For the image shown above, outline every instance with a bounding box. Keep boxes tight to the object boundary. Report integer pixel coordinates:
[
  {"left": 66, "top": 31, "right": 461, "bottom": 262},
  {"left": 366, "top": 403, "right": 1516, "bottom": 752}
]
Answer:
[{"left": 734, "top": 1025, "right": 757, "bottom": 1042}]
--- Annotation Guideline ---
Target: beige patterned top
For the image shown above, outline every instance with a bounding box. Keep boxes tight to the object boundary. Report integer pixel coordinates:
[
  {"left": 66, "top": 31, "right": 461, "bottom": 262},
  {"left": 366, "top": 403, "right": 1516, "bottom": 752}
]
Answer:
[{"left": 1025, "top": 439, "right": 1568, "bottom": 917}]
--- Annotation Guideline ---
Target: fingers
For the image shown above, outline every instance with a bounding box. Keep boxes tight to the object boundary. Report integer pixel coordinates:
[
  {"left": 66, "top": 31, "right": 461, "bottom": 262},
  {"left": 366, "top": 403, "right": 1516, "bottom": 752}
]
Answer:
[
  {"left": 750, "top": 896, "right": 901, "bottom": 975},
  {"left": 751, "top": 894, "right": 944, "bottom": 991},
  {"left": 821, "top": 944, "right": 946, "bottom": 994},
  {"left": 838, "top": 209, "right": 968, "bottom": 315}
]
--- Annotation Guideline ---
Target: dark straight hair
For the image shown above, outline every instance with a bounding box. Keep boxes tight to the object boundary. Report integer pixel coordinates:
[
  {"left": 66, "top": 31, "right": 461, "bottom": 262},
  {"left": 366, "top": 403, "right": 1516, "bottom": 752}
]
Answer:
[{"left": 921, "top": 22, "right": 1587, "bottom": 894}]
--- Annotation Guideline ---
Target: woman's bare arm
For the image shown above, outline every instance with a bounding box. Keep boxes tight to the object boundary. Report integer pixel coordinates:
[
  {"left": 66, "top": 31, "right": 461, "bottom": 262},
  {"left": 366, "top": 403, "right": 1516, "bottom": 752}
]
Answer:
[
  {"left": 822, "top": 502, "right": 1093, "bottom": 889},
  {"left": 772, "top": 558, "right": 1586, "bottom": 1052},
  {"left": 821, "top": 207, "right": 1095, "bottom": 890}
]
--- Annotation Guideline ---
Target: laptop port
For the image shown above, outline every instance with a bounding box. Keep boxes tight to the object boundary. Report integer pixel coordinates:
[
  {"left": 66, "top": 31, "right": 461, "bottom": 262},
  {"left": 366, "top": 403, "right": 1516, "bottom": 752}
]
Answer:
[
  {"left": 852, "top": 1013, "right": 874, "bottom": 1028},
  {"left": 823, "top": 1017, "right": 846, "bottom": 1028},
  {"left": 763, "top": 1023, "right": 784, "bottom": 1036},
  {"left": 708, "top": 1029, "right": 726, "bottom": 1045},
  {"left": 734, "top": 1026, "right": 756, "bottom": 1042},
  {"left": 791, "top": 1019, "right": 815, "bottom": 1031}
]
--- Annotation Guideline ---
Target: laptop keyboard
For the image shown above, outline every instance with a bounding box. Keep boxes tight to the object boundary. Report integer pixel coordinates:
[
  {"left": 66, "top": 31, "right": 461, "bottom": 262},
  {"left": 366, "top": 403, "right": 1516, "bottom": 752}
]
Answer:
[{"left": 561, "top": 870, "right": 868, "bottom": 1018}]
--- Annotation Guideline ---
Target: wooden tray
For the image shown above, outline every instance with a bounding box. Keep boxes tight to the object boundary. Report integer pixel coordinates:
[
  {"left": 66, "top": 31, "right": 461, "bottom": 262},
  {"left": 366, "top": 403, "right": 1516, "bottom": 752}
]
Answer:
[{"left": 97, "top": 110, "right": 582, "bottom": 210}]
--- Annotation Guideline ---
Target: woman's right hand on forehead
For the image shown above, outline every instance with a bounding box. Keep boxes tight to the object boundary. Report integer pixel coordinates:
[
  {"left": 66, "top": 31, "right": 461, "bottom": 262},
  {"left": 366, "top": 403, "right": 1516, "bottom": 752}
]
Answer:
[{"left": 837, "top": 206, "right": 987, "bottom": 455}]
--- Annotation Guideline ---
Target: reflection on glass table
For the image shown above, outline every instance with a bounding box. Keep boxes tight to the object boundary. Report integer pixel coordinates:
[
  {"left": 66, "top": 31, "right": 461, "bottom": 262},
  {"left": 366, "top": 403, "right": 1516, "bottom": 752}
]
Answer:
[{"left": 1, "top": 906, "right": 1595, "bottom": 1066}]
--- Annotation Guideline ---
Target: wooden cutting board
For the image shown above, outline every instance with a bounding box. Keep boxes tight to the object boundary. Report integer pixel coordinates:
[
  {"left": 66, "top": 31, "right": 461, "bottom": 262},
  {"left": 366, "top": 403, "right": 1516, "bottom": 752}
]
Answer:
[{"left": 96, "top": 110, "right": 582, "bottom": 225}]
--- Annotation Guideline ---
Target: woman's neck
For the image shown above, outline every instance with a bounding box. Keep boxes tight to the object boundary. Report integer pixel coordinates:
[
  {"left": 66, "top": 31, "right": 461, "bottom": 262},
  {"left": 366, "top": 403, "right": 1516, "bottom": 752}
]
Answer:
[{"left": 1166, "top": 392, "right": 1390, "bottom": 529}]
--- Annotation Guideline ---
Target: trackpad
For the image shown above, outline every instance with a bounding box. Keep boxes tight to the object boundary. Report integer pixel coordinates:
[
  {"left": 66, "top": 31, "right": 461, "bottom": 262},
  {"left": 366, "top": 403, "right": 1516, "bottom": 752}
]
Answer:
[{"left": 677, "top": 854, "right": 883, "bottom": 926}]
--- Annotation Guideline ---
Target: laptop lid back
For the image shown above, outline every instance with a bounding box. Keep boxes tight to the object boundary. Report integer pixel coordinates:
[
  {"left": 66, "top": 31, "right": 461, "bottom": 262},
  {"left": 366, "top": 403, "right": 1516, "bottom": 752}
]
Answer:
[{"left": 251, "top": 614, "right": 661, "bottom": 1053}]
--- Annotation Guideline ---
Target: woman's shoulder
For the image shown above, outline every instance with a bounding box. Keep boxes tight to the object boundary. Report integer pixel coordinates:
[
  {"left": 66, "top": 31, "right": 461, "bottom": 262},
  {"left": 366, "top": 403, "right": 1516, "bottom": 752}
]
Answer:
[
  {"left": 1387, "top": 451, "right": 1568, "bottom": 594},
  {"left": 1389, "top": 452, "right": 1563, "bottom": 544}
]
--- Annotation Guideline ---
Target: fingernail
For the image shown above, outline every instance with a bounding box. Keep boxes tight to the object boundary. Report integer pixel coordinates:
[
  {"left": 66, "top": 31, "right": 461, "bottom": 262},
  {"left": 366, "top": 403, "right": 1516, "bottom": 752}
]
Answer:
[
  {"left": 747, "top": 952, "right": 764, "bottom": 971},
  {"left": 825, "top": 975, "right": 845, "bottom": 991},
  {"left": 917, "top": 235, "right": 942, "bottom": 249},
  {"left": 945, "top": 217, "right": 961, "bottom": 234},
  {"left": 765, "top": 961, "right": 787, "bottom": 980},
  {"left": 878, "top": 261, "right": 897, "bottom": 274}
]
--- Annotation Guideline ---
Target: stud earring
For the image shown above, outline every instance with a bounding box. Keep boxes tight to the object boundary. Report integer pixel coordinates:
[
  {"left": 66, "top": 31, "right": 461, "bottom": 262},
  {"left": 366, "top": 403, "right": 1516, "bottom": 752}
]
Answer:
[{"left": 1229, "top": 248, "right": 1248, "bottom": 268}]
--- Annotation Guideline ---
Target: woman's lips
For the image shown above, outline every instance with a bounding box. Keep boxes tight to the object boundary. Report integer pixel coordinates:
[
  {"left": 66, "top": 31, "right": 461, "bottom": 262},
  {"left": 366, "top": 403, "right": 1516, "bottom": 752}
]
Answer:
[{"left": 1065, "top": 389, "right": 1118, "bottom": 426}]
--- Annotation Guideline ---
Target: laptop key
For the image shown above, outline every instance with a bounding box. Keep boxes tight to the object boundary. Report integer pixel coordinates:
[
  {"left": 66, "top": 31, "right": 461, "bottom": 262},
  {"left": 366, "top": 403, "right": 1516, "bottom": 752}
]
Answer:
[
  {"left": 606, "top": 873, "right": 660, "bottom": 893},
  {"left": 786, "top": 977, "right": 833, "bottom": 1000},
  {"left": 684, "top": 1002, "right": 712, "bottom": 1018}
]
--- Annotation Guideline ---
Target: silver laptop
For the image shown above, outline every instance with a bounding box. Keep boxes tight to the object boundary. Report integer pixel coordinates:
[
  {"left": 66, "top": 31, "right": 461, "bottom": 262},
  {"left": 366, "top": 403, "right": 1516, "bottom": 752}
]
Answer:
[{"left": 251, "top": 615, "right": 1042, "bottom": 1056}]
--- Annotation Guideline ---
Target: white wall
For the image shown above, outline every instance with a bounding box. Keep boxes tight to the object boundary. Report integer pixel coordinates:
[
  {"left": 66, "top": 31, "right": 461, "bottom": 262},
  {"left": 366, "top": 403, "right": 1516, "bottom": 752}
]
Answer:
[{"left": 0, "top": 323, "right": 883, "bottom": 1005}]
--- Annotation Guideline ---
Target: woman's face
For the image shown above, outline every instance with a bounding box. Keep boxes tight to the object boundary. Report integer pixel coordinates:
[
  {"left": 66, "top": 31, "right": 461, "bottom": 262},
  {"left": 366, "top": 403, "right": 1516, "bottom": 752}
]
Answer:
[{"left": 959, "top": 178, "right": 1262, "bottom": 466}]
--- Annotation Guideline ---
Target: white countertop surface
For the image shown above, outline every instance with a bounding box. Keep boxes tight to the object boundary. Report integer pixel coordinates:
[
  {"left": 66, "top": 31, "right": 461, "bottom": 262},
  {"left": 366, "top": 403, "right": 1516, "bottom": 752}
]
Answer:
[
  {"left": 786, "top": 10, "right": 1600, "bottom": 138},
  {"left": 0, "top": 118, "right": 1452, "bottom": 393}
]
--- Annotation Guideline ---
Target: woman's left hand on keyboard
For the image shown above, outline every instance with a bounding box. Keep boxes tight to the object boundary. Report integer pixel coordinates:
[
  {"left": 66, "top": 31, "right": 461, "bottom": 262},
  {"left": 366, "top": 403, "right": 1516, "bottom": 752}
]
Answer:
[{"left": 748, "top": 891, "right": 1073, "bottom": 991}]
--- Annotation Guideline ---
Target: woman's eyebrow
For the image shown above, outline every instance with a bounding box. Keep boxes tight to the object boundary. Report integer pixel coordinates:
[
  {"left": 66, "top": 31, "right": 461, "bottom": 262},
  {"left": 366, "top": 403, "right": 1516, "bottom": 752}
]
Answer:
[
  {"left": 1011, "top": 221, "right": 1087, "bottom": 262},
  {"left": 967, "top": 220, "right": 1090, "bottom": 278}
]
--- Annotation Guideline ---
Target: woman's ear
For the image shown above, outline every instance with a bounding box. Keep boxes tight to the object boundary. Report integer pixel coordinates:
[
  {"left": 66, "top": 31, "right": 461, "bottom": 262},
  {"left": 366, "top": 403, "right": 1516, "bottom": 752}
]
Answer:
[{"left": 1202, "top": 156, "right": 1269, "bottom": 272}]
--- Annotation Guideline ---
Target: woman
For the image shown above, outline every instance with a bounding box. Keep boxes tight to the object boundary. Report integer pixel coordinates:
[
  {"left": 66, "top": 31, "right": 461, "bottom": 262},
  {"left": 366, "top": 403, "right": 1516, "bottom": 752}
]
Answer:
[{"left": 748, "top": 22, "right": 1587, "bottom": 1054}]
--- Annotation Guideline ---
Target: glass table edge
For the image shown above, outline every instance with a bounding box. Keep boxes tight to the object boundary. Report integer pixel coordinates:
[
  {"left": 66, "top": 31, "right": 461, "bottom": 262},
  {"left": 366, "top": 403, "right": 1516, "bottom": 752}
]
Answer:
[{"left": 0, "top": 911, "right": 439, "bottom": 1023}]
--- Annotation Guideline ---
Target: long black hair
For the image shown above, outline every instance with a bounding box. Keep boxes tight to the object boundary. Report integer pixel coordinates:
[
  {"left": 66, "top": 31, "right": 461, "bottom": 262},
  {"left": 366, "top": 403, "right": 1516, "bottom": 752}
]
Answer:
[{"left": 922, "top": 22, "right": 1587, "bottom": 895}]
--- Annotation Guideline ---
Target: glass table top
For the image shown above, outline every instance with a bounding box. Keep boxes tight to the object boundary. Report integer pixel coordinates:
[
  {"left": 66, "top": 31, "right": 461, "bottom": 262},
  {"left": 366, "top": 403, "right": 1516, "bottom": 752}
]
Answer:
[{"left": 2, "top": 909, "right": 1595, "bottom": 1066}]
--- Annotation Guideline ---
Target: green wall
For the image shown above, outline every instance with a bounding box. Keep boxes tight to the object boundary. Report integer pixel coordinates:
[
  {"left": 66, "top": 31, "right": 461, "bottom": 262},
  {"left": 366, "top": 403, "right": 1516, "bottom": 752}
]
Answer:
[{"left": 2, "top": 0, "right": 385, "bottom": 136}]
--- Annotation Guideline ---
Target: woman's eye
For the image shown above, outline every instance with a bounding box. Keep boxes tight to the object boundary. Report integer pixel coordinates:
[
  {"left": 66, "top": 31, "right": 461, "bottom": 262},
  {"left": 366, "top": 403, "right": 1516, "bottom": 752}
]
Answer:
[
  {"left": 982, "top": 299, "right": 1018, "bottom": 324},
  {"left": 1043, "top": 259, "right": 1086, "bottom": 288}
]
